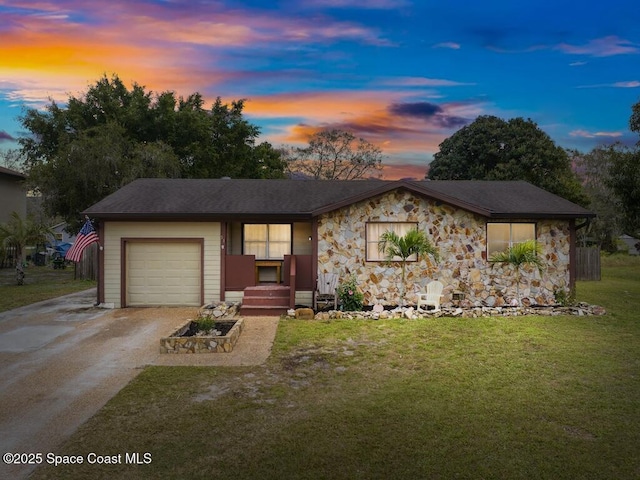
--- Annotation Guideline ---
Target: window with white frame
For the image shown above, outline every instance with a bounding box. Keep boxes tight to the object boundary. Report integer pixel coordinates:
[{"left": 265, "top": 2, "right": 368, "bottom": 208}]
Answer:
[
  {"left": 486, "top": 223, "right": 536, "bottom": 256},
  {"left": 366, "top": 222, "right": 418, "bottom": 261},
  {"left": 244, "top": 224, "right": 291, "bottom": 259}
]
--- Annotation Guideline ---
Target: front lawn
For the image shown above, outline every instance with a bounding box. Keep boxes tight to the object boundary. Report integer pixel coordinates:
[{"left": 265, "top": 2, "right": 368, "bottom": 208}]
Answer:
[
  {"left": 31, "top": 255, "right": 640, "bottom": 479},
  {"left": 0, "top": 265, "right": 96, "bottom": 312}
]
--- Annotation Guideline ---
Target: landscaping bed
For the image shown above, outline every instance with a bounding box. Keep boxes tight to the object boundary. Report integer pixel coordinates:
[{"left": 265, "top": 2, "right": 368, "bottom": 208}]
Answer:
[
  {"left": 160, "top": 318, "right": 244, "bottom": 354},
  {"left": 308, "top": 302, "right": 606, "bottom": 320}
]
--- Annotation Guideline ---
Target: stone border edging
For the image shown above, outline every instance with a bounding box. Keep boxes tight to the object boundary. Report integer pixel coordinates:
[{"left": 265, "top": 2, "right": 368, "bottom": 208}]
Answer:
[{"left": 308, "top": 302, "right": 606, "bottom": 320}]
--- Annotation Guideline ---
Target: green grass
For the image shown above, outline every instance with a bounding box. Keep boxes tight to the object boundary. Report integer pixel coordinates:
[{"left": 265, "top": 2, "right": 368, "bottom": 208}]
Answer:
[
  {"left": 0, "top": 265, "right": 96, "bottom": 312},
  {"left": 31, "top": 255, "right": 640, "bottom": 480}
]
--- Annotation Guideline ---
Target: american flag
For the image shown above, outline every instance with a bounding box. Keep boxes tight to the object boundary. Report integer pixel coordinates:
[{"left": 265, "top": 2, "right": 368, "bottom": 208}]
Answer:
[{"left": 65, "top": 218, "right": 99, "bottom": 262}]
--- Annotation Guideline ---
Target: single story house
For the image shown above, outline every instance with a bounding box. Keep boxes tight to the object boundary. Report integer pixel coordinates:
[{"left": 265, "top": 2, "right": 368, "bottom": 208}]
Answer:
[{"left": 83, "top": 178, "right": 595, "bottom": 313}]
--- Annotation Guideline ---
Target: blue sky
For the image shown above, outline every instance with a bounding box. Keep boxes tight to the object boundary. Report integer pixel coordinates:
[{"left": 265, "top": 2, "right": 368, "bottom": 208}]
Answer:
[{"left": 1, "top": 0, "right": 638, "bottom": 178}]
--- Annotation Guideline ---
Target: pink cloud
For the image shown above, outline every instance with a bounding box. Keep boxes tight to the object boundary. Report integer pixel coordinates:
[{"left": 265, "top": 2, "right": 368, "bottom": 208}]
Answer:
[
  {"left": 381, "top": 163, "right": 427, "bottom": 180},
  {"left": 433, "top": 42, "right": 461, "bottom": 50},
  {"left": 302, "top": 0, "right": 409, "bottom": 9},
  {"left": 569, "top": 129, "right": 623, "bottom": 139},
  {"left": 379, "top": 76, "right": 473, "bottom": 87},
  {"left": 612, "top": 81, "right": 640, "bottom": 88},
  {"left": 577, "top": 80, "right": 640, "bottom": 89},
  {"left": 556, "top": 36, "right": 638, "bottom": 57}
]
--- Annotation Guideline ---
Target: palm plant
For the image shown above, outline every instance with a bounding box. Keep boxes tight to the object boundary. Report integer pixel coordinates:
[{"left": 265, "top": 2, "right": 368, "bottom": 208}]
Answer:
[
  {"left": 0, "top": 212, "right": 54, "bottom": 266},
  {"left": 378, "top": 228, "right": 439, "bottom": 305},
  {"left": 489, "top": 239, "right": 545, "bottom": 305}
]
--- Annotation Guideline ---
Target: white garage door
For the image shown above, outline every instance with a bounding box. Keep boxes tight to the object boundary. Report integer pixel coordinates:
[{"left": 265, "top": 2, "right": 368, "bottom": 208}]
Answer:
[{"left": 126, "top": 242, "right": 202, "bottom": 307}]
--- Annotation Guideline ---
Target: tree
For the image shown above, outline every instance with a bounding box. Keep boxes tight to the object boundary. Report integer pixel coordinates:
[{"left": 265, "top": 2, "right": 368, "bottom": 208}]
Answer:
[
  {"left": 606, "top": 147, "right": 640, "bottom": 237},
  {"left": 573, "top": 144, "right": 629, "bottom": 251},
  {"left": 630, "top": 99, "right": 640, "bottom": 134},
  {"left": 428, "top": 115, "right": 587, "bottom": 205},
  {"left": 0, "top": 149, "right": 25, "bottom": 171},
  {"left": 608, "top": 98, "right": 640, "bottom": 237},
  {"left": 286, "top": 129, "right": 383, "bottom": 180},
  {"left": 378, "top": 228, "right": 439, "bottom": 305},
  {"left": 489, "top": 240, "right": 544, "bottom": 306},
  {"left": 26, "top": 122, "right": 181, "bottom": 231},
  {"left": 19, "top": 74, "right": 285, "bottom": 230}
]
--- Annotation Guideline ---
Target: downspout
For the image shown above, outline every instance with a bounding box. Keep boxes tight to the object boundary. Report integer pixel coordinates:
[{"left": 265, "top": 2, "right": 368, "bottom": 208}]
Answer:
[
  {"left": 97, "top": 221, "right": 105, "bottom": 305},
  {"left": 312, "top": 217, "right": 319, "bottom": 308},
  {"left": 575, "top": 218, "right": 591, "bottom": 247},
  {"left": 220, "top": 222, "right": 227, "bottom": 302}
]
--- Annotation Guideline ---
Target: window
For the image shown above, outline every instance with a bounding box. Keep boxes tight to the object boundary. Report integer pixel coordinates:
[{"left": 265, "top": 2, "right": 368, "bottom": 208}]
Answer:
[
  {"left": 366, "top": 222, "right": 418, "bottom": 261},
  {"left": 487, "top": 223, "right": 535, "bottom": 255},
  {"left": 244, "top": 224, "right": 291, "bottom": 259}
]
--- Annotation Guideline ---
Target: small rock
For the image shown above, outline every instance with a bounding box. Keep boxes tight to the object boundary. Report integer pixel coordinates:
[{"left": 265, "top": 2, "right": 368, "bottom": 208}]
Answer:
[{"left": 295, "top": 308, "right": 315, "bottom": 319}]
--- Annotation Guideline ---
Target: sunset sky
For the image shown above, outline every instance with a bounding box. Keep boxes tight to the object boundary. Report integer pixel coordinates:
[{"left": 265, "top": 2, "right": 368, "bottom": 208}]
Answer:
[{"left": 1, "top": 0, "right": 639, "bottom": 179}]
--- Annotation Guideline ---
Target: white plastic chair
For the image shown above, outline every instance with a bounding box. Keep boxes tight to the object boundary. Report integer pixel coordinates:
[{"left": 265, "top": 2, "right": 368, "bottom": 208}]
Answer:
[
  {"left": 417, "top": 280, "right": 444, "bottom": 311},
  {"left": 314, "top": 272, "right": 339, "bottom": 310}
]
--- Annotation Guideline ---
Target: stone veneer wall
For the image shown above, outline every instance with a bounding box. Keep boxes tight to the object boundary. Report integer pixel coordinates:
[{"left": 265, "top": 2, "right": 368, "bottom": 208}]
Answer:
[{"left": 317, "top": 190, "right": 571, "bottom": 307}]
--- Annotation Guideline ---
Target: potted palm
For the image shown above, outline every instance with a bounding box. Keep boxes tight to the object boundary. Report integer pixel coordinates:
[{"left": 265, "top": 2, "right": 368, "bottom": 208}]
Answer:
[
  {"left": 489, "top": 239, "right": 545, "bottom": 306},
  {"left": 378, "top": 228, "right": 439, "bottom": 305}
]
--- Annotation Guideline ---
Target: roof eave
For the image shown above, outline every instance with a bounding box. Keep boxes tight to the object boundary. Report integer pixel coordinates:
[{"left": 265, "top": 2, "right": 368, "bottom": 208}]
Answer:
[
  {"left": 310, "top": 180, "right": 494, "bottom": 217},
  {"left": 487, "top": 212, "right": 597, "bottom": 220},
  {"left": 83, "top": 211, "right": 313, "bottom": 222}
]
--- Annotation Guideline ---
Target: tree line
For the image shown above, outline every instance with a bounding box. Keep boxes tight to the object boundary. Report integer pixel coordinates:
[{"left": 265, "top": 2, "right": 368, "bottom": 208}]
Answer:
[
  {"left": 426, "top": 113, "right": 640, "bottom": 248},
  {"left": 3, "top": 73, "right": 639, "bottom": 248}
]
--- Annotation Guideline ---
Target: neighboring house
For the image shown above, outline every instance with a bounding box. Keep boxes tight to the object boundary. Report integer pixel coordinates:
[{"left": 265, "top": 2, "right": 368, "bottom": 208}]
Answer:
[
  {"left": 51, "top": 222, "right": 76, "bottom": 244},
  {"left": 84, "top": 179, "right": 595, "bottom": 312},
  {"left": 619, "top": 235, "right": 640, "bottom": 255},
  {"left": 0, "top": 166, "right": 27, "bottom": 224}
]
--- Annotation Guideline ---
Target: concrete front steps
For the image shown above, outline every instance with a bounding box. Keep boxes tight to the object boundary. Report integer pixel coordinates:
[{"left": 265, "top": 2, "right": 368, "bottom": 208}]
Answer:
[{"left": 240, "top": 285, "right": 291, "bottom": 316}]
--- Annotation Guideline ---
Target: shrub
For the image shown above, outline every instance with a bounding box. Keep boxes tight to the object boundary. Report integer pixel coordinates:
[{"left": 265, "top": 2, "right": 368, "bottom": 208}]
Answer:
[
  {"left": 195, "top": 313, "right": 216, "bottom": 332},
  {"left": 337, "top": 275, "right": 364, "bottom": 311},
  {"left": 553, "top": 287, "right": 575, "bottom": 306}
]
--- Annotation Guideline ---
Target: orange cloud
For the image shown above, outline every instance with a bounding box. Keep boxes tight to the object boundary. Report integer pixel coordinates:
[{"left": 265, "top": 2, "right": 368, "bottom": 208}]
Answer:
[
  {"left": 245, "top": 90, "right": 480, "bottom": 152},
  {"left": 245, "top": 90, "right": 478, "bottom": 177},
  {"left": 1, "top": 2, "right": 394, "bottom": 109}
]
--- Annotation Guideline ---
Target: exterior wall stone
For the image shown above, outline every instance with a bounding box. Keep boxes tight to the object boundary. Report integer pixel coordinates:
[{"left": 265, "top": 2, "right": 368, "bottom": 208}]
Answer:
[{"left": 317, "top": 190, "right": 571, "bottom": 307}]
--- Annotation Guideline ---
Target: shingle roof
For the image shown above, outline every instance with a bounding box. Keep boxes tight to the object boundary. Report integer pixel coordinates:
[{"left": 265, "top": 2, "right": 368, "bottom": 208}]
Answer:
[
  {"left": 83, "top": 178, "right": 594, "bottom": 220},
  {"left": 0, "top": 166, "right": 27, "bottom": 179}
]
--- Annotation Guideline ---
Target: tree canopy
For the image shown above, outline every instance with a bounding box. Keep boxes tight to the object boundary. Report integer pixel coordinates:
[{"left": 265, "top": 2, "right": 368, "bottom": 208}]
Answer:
[
  {"left": 427, "top": 115, "right": 587, "bottom": 205},
  {"left": 572, "top": 99, "right": 640, "bottom": 244},
  {"left": 285, "top": 129, "right": 383, "bottom": 180},
  {"left": 606, "top": 144, "right": 640, "bottom": 237},
  {"left": 573, "top": 144, "right": 628, "bottom": 250},
  {"left": 20, "top": 74, "right": 285, "bottom": 230},
  {"left": 612, "top": 98, "right": 640, "bottom": 236}
]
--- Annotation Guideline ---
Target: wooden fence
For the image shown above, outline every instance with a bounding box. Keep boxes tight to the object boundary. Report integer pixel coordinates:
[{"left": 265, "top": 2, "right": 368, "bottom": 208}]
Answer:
[
  {"left": 0, "top": 245, "right": 18, "bottom": 268},
  {"left": 576, "top": 246, "right": 601, "bottom": 281},
  {"left": 75, "top": 242, "right": 98, "bottom": 281}
]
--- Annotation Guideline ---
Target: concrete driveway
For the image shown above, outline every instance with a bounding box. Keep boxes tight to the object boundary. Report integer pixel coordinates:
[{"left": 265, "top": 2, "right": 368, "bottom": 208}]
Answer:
[{"left": 0, "top": 289, "right": 278, "bottom": 479}]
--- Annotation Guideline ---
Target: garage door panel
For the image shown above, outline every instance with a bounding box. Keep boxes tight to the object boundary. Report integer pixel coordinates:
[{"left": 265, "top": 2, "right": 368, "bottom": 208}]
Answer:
[{"left": 126, "top": 241, "right": 202, "bottom": 307}]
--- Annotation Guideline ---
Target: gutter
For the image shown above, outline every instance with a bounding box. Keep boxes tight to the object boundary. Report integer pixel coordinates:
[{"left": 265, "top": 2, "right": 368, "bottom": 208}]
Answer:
[{"left": 575, "top": 218, "right": 591, "bottom": 231}]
